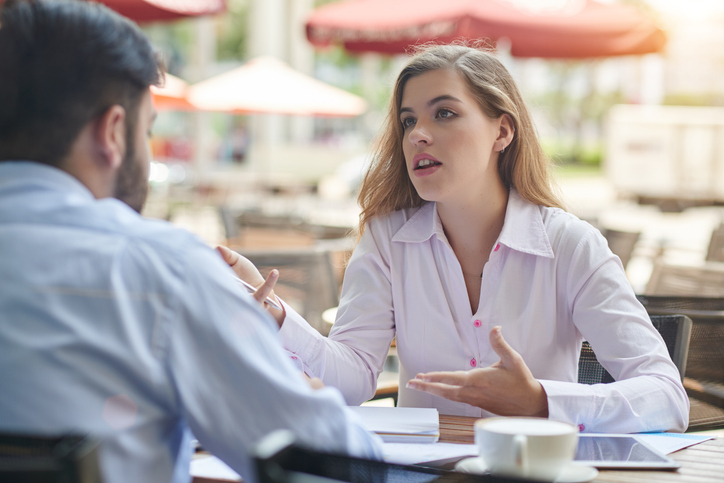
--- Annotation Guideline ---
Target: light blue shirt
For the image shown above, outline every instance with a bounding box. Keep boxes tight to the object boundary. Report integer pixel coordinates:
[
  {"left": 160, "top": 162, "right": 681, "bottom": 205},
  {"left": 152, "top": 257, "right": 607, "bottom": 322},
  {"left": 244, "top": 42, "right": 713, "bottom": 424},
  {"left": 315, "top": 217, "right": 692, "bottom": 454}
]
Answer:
[{"left": 0, "top": 161, "right": 380, "bottom": 483}]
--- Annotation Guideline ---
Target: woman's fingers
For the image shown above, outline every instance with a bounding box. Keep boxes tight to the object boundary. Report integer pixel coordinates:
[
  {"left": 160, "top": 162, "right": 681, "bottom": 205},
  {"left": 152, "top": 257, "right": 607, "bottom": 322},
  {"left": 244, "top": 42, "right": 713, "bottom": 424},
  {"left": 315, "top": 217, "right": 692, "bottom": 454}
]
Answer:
[
  {"left": 216, "top": 246, "right": 266, "bottom": 286},
  {"left": 411, "top": 371, "right": 469, "bottom": 386},
  {"left": 406, "top": 379, "right": 462, "bottom": 401},
  {"left": 489, "top": 326, "right": 522, "bottom": 368},
  {"left": 216, "top": 245, "right": 239, "bottom": 265},
  {"left": 254, "top": 269, "right": 278, "bottom": 305}
]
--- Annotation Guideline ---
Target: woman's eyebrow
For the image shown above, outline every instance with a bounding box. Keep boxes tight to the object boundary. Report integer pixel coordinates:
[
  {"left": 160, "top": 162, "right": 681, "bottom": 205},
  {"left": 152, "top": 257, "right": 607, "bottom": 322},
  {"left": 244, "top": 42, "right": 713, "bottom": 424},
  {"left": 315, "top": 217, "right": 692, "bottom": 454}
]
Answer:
[
  {"left": 400, "top": 94, "right": 463, "bottom": 115},
  {"left": 428, "top": 94, "right": 462, "bottom": 106}
]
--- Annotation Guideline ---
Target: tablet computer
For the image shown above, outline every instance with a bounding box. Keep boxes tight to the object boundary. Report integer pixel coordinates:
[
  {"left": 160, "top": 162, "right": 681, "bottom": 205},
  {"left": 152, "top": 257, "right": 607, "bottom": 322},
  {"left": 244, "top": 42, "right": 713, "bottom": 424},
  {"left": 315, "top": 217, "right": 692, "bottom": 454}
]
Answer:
[{"left": 573, "top": 434, "right": 680, "bottom": 469}]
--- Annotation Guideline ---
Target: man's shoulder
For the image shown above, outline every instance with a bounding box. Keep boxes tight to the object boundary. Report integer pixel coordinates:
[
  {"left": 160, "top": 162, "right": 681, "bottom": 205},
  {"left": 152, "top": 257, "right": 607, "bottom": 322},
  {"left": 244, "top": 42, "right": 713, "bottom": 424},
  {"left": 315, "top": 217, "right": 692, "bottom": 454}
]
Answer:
[{"left": 103, "top": 202, "right": 210, "bottom": 264}]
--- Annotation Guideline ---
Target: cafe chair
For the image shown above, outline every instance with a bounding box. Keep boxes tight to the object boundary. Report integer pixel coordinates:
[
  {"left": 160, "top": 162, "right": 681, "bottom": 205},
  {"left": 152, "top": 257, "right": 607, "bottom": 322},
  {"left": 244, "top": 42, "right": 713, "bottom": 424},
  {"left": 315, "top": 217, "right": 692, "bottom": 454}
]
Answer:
[
  {"left": 218, "top": 205, "right": 241, "bottom": 241},
  {"left": 0, "top": 433, "right": 102, "bottom": 483},
  {"left": 645, "top": 261, "right": 724, "bottom": 297},
  {"left": 600, "top": 228, "right": 640, "bottom": 269},
  {"left": 705, "top": 222, "right": 724, "bottom": 263},
  {"left": 636, "top": 295, "right": 724, "bottom": 432},
  {"left": 236, "top": 245, "right": 343, "bottom": 336},
  {"left": 578, "top": 314, "right": 692, "bottom": 386},
  {"left": 254, "top": 430, "right": 544, "bottom": 483}
]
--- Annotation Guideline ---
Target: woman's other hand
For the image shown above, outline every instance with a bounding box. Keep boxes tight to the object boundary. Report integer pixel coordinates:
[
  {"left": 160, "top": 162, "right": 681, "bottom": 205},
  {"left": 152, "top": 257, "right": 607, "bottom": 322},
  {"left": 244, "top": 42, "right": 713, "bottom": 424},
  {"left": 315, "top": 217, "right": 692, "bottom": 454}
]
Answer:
[
  {"left": 302, "top": 373, "right": 325, "bottom": 390},
  {"left": 406, "top": 326, "right": 548, "bottom": 417},
  {"left": 216, "top": 245, "right": 286, "bottom": 327}
]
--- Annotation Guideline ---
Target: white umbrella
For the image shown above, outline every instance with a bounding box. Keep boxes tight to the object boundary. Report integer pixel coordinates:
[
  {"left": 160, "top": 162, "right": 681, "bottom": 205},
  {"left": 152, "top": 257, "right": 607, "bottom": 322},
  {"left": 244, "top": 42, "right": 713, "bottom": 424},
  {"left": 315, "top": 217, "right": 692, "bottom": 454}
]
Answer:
[
  {"left": 151, "top": 73, "right": 196, "bottom": 111},
  {"left": 188, "top": 56, "right": 367, "bottom": 117}
]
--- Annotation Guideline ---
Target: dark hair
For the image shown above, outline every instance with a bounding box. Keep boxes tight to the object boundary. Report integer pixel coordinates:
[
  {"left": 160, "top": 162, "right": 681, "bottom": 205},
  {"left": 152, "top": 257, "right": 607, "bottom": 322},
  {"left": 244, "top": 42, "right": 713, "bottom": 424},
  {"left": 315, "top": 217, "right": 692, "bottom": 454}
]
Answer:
[{"left": 0, "top": 0, "right": 162, "bottom": 166}]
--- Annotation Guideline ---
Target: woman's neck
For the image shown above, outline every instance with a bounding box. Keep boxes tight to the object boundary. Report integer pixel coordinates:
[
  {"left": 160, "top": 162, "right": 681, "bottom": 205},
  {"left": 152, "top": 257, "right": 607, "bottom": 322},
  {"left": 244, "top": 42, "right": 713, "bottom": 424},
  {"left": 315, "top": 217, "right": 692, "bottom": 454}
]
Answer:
[{"left": 437, "top": 180, "right": 509, "bottom": 257}]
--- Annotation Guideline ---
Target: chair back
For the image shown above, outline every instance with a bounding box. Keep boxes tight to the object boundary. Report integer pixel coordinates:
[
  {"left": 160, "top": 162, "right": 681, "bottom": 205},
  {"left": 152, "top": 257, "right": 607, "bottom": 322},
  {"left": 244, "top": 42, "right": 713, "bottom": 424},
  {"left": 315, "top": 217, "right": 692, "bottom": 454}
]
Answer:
[
  {"left": 218, "top": 206, "right": 240, "bottom": 240},
  {"left": 0, "top": 433, "right": 102, "bottom": 483},
  {"left": 706, "top": 223, "right": 724, "bottom": 262},
  {"left": 578, "top": 314, "right": 692, "bottom": 385},
  {"left": 601, "top": 228, "right": 640, "bottom": 269},
  {"left": 645, "top": 262, "right": 724, "bottom": 297},
  {"left": 636, "top": 295, "right": 724, "bottom": 388},
  {"left": 636, "top": 295, "right": 724, "bottom": 431},
  {"left": 238, "top": 246, "right": 341, "bottom": 335}
]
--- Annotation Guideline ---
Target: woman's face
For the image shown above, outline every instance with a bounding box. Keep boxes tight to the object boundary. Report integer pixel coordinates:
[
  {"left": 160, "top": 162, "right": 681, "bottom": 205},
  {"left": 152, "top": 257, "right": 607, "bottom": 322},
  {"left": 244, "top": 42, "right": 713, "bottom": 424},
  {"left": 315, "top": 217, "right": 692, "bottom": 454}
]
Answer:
[{"left": 399, "top": 69, "right": 506, "bottom": 205}]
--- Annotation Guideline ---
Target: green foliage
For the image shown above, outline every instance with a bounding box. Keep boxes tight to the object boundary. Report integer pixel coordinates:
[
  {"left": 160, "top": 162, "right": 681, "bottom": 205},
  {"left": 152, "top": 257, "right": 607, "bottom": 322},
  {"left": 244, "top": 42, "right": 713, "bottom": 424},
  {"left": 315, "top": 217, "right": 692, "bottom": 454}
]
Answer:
[
  {"left": 316, "top": 45, "right": 360, "bottom": 69},
  {"left": 541, "top": 139, "right": 604, "bottom": 167},
  {"left": 142, "top": 20, "right": 196, "bottom": 76},
  {"left": 216, "top": 0, "right": 249, "bottom": 61},
  {"left": 663, "top": 93, "right": 724, "bottom": 107}
]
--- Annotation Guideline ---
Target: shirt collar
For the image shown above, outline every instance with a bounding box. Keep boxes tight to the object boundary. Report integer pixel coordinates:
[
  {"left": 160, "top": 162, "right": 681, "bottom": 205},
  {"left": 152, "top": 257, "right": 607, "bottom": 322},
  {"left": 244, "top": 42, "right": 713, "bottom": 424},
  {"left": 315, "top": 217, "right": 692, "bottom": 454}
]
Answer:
[
  {"left": 499, "top": 189, "right": 554, "bottom": 258},
  {"left": 0, "top": 161, "right": 95, "bottom": 200},
  {"left": 391, "top": 189, "right": 554, "bottom": 259},
  {"left": 391, "top": 201, "right": 443, "bottom": 244}
]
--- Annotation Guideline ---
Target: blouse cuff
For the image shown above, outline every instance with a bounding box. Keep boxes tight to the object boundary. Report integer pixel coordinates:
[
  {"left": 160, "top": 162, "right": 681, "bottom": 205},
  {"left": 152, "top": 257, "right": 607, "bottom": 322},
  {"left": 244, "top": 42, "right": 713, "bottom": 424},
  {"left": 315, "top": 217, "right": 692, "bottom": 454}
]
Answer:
[
  {"left": 277, "top": 299, "right": 326, "bottom": 376},
  {"left": 539, "top": 379, "right": 595, "bottom": 432}
]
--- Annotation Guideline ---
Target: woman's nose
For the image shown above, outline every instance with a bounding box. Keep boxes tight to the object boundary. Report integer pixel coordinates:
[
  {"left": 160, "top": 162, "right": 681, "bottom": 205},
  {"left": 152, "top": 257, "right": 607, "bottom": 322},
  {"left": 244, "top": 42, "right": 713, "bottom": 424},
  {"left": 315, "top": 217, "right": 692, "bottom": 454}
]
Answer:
[{"left": 409, "top": 122, "right": 432, "bottom": 146}]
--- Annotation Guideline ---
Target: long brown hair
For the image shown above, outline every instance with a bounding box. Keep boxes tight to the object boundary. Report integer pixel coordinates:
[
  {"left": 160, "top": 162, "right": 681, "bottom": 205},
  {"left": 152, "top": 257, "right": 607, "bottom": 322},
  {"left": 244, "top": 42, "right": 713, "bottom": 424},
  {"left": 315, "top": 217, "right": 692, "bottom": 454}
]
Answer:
[{"left": 357, "top": 43, "right": 563, "bottom": 235}]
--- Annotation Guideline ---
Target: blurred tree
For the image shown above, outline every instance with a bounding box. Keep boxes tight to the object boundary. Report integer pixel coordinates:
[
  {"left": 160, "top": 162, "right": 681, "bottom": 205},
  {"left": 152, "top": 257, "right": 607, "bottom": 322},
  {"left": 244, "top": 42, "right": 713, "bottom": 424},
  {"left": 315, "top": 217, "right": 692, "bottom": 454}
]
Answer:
[
  {"left": 533, "top": 61, "right": 624, "bottom": 166},
  {"left": 216, "top": 0, "right": 249, "bottom": 61},
  {"left": 142, "top": 21, "right": 195, "bottom": 76}
]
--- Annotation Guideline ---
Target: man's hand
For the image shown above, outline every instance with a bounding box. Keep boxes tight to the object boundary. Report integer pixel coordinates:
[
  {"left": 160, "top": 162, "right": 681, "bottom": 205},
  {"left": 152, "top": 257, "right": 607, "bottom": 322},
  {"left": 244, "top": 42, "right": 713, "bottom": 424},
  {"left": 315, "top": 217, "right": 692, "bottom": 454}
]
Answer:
[
  {"left": 216, "top": 245, "right": 285, "bottom": 327},
  {"left": 406, "top": 326, "right": 549, "bottom": 417}
]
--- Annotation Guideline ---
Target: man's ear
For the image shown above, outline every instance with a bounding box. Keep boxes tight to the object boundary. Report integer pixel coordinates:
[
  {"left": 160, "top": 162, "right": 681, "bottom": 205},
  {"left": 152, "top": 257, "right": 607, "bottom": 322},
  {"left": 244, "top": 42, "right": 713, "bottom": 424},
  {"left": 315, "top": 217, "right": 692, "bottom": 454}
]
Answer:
[
  {"left": 495, "top": 113, "right": 515, "bottom": 152},
  {"left": 94, "top": 105, "right": 126, "bottom": 170}
]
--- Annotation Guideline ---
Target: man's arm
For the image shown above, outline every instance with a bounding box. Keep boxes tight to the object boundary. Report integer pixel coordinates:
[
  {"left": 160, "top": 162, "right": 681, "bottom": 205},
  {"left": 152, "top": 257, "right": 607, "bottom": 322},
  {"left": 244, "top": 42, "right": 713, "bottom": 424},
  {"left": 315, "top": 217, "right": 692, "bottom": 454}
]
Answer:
[{"left": 165, "top": 245, "right": 381, "bottom": 482}]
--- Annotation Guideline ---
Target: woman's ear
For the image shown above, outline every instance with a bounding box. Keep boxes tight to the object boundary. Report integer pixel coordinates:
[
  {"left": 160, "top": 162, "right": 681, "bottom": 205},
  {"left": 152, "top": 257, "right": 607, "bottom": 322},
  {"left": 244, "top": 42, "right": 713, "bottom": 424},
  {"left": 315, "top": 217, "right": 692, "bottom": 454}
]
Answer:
[
  {"left": 495, "top": 113, "right": 515, "bottom": 153},
  {"left": 93, "top": 105, "right": 126, "bottom": 171}
]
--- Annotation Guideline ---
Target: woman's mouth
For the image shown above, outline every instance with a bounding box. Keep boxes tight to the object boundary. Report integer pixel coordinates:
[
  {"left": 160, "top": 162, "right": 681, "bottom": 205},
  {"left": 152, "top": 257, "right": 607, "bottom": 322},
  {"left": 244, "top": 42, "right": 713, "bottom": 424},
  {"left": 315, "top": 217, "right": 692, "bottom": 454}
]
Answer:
[
  {"left": 412, "top": 154, "right": 442, "bottom": 177},
  {"left": 414, "top": 154, "right": 442, "bottom": 170}
]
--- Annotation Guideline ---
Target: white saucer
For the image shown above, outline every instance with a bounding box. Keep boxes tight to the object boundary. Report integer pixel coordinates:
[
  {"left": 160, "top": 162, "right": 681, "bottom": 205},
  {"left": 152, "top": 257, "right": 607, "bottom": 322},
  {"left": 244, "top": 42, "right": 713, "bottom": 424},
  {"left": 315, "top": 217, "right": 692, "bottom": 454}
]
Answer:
[{"left": 455, "top": 457, "right": 599, "bottom": 483}]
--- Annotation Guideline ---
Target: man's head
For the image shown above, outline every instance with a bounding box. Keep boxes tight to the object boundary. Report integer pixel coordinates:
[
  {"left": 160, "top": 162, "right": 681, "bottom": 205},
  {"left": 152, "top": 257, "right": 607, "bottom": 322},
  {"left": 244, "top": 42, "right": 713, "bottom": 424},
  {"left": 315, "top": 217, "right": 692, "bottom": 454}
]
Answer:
[{"left": 0, "top": 0, "right": 162, "bottom": 212}]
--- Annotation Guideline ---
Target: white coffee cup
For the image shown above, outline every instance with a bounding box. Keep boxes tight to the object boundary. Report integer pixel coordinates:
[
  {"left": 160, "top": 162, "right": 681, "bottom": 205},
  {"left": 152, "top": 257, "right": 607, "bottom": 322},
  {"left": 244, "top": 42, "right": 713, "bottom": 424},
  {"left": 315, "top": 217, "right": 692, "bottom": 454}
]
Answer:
[{"left": 474, "top": 417, "right": 579, "bottom": 481}]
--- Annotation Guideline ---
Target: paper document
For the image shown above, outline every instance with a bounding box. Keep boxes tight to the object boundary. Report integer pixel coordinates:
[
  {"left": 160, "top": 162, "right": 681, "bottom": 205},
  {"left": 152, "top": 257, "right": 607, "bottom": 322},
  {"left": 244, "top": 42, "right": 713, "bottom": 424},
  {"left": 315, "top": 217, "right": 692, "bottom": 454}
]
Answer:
[
  {"left": 349, "top": 406, "right": 440, "bottom": 443},
  {"left": 382, "top": 442, "right": 478, "bottom": 465},
  {"left": 190, "top": 455, "right": 241, "bottom": 481},
  {"left": 635, "top": 433, "right": 714, "bottom": 455}
]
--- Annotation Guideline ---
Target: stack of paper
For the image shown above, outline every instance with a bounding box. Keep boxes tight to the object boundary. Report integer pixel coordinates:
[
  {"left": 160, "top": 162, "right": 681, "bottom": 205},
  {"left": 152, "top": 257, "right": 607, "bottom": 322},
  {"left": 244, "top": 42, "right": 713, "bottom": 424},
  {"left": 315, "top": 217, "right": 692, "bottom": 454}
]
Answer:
[{"left": 349, "top": 406, "right": 440, "bottom": 443}]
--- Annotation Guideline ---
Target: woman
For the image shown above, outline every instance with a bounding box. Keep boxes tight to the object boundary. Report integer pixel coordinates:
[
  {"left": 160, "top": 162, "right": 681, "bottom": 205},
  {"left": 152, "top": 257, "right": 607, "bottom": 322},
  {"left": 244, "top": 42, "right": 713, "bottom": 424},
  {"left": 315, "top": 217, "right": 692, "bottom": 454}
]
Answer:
[{"left": 221, "top": 44, "right": 688, "bottom": 433}]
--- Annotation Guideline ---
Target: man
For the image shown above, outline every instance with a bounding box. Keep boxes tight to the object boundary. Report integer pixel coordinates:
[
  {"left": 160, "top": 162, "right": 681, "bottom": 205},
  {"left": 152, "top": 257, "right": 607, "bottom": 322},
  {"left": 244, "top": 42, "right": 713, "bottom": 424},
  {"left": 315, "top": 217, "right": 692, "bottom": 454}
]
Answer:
[{"left": 0, "top": 1, "right": 380, "bottom": 482}]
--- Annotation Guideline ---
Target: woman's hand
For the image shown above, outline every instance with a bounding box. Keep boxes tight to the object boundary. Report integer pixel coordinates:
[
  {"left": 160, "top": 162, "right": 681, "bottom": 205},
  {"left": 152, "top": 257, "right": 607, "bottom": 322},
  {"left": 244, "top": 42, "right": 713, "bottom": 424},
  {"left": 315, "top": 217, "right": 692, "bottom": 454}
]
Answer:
[
  {"left": 406, "top": 326, "right": 549, "bottom": 417},
  {"left": 216, "top": 245, "right": 286, "bottom": 328},
  {"left": 301, "top": 373, "right": 325, "bottom": 390}
]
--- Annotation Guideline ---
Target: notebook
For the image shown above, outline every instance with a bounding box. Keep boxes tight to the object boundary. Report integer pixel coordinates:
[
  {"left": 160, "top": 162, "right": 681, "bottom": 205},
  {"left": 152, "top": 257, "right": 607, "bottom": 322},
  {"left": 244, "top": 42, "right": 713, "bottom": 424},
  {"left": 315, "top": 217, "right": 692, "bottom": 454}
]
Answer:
[{"left": 349, "top": 406, "right": 440, "bottom": 443}]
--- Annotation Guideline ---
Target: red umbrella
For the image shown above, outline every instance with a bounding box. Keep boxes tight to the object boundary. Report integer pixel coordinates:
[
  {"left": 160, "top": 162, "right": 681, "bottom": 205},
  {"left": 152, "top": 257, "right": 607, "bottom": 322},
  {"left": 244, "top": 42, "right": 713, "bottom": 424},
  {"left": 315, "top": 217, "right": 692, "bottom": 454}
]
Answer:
[
  {"left": 0, "top": 0, "right": 225, "bottom": 22},
  {"left": 92, "top": 0, "right": 225, "bottom": 23},
  {"left": 306, "top": 0, "right": 666, "bottom": 58}
]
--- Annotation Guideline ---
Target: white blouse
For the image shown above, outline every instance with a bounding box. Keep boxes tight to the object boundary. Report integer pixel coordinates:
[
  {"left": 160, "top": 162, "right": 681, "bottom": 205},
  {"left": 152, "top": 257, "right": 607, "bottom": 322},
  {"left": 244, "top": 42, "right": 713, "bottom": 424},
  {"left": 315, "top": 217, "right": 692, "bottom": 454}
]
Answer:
[{"left": 279, "top": 189, "right": 689, "bottom": 433}]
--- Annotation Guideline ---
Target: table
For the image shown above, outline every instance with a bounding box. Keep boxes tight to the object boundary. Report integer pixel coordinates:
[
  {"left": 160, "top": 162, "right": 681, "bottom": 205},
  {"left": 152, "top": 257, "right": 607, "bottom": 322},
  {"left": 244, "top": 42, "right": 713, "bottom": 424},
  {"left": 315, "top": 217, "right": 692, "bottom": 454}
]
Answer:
[
  {"left": 439, "top": 415, "right": 724, "bottom": 483},
  {"left": 193, "top": 416, "right": 723, "bottom": 483}
]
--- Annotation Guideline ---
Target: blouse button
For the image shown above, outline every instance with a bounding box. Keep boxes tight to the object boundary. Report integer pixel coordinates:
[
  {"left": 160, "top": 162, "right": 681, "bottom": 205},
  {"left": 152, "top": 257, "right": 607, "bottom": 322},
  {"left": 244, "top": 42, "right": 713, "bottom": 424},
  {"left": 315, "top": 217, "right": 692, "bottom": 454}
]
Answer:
[
  {"left": 290, "top": 356, "right": 298, "bottom": 361},
  {"left": 578, "top": 424, "right": 585, "bottom": 432},
  {"left": 473, "top": 319, "right": 482, "bottom": 328},
  {"left": 494, "top": 243, "right": 500, "bottom": 252},
  {"left": 470, "top": 358, "right": 477, "bottom": 368}
]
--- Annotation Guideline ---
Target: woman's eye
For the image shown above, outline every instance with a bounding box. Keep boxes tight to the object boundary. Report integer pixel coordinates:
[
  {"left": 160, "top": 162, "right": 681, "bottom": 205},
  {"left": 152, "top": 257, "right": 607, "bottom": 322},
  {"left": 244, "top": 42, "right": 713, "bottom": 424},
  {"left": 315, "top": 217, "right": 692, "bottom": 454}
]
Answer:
[
  {"left": 401, "top": 117, "right": 416, "bottom": 129},
  {"left": 437, "top": 108, "right": 455, "bottom": 119}
]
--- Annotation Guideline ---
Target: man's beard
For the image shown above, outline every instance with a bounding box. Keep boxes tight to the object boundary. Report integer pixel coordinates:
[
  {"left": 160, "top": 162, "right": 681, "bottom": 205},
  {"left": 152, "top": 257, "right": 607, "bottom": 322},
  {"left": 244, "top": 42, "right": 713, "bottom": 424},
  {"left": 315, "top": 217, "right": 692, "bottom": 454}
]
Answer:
[{"left": 113, "top": 124, "right": 149, "bottom": 214}]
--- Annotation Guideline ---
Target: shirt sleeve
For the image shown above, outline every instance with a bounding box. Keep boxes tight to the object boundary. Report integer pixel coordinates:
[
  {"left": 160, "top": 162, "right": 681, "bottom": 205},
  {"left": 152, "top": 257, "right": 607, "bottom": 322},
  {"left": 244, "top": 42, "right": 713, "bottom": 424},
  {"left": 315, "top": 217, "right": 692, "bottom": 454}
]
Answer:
[
  {"left": 164, "top": 244, "right": 382, "bottom": 482},
  {"left": 540, "top": 228, "right": 689, "bottom": 433},
  {"left": 279, "top": 221, "right": 396, "bottom": 405}
]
